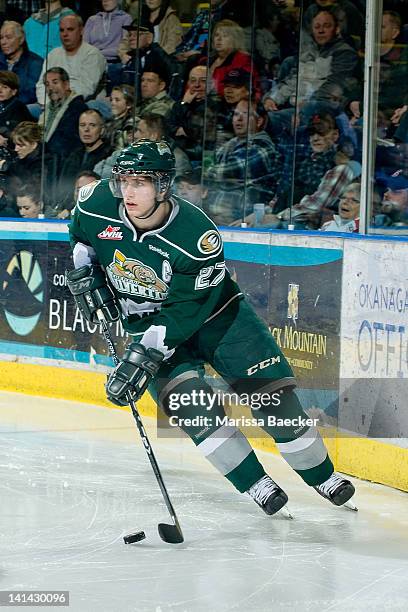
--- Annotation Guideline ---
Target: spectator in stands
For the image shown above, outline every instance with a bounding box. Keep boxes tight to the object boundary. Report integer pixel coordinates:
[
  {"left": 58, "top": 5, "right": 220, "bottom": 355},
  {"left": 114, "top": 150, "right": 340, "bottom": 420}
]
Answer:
[
  {"left": 93, "top": 116, "right": 135, "bottom": 178},
  {"left": 142, "top": 0, "right": 182, "bottom": 55},
  {"left": 39, "top": 67, "right": 88, "bottom": 160},
  {"left": 216, "top": 68, "right": 251, "bottom": 142},
  {"left": 83, "top": 0, "right": 132, "bottom": 62},
  {"left": 104, "top": 84, "right": 134, "bottom": 149},
  {"left": 206, "top": 98, "right": 282, "bottom": 225},
  {"left": 135, "top": 66, "right": 174, "bottom": 117},
  {"left": 0, "top": 20, "right": 43, "bottom": 105},
  {"left": 255, "top": 4, "right": 281, "bottom": 71},
  {"left": 123, "top": 0, "right": 140, "bottom": 20},
  {"left": 23, "top": 0, "right": 74, "bottom": 59},
  {"left": 5, "top": 122, "right": 43, "bottom": 192},
  {"left": 375, "top": 171, "right": 408, "bottom": 227},
  {"left": 278, "top": 136, "right": 360, "bottom": 229},
  {"left": 175, "top": 2, "right": 209, "bottom": 64},
  {"left": 36, "top": 14, "right": 106, "bottom": 106},
  {"left": 350, "top": 11, "right": 408, "bottom": 130},
  {"left": 134, "top": 111, "right": 191, "bottom": 175},
  {"left": 293, "top": 112, "right": 339, "bottom": 202},
  {"left": 16, "top": 183, "right": 44, "bottom": 219},
  {"left": 320, "top": 182, "right": 361, "bottom": 232},
  {"left": 0, "top": 183, "right": 18, "bottom": 217},
  {"left": 118, "top": 19, "right": 174, "bottom": 92},
  {"left": 5, "top": 0, "right": 41, "bottom": 23},
  {"left": 304, "top": 0, "right": 364, "bottom": 50},
  {"left": 166, "top": 64, "right": 208, "bottom": 162},
  {"left": 52, "top": 109, "right": 112, "bottom": 217},
  {"left": 174, "top": 168, "right": 208, "bottom": 210},
  {"left": 209, "top": 19, "right": 257, "bottom": 97},
  {"left": 264, "top": 8, "right": 358, "bottom": 136},
  {"left": 73, "top": 169, "right": 101, "bottom": 203},
  {"left": 0, "top": 71, "right": 32, "bottom": 140}
]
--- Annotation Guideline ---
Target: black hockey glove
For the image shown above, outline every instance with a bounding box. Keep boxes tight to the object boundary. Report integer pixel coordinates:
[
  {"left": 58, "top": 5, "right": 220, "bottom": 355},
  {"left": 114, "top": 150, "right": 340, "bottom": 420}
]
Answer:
[
  {"left": 66, "top": 265, "right": 120, "bottom": 324},
  {"left": 105, "top": 342, "right": 164, "bottom": 407}
]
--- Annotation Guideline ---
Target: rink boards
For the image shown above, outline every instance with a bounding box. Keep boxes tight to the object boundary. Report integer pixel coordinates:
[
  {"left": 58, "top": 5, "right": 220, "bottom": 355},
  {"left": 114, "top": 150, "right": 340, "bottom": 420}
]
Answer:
[{"left": 0, "top": 221, "right": 407, "bottom": 492}]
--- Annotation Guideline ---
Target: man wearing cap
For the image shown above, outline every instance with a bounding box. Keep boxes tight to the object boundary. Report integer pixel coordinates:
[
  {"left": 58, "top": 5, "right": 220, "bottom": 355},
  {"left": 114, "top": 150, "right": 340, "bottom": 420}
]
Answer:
[
  {"left": 376, "top": 171, "right": 408, "bottom": 227},
  {"left": 216, "top": 68, "right": 251, "bottom": 142},
  {"left": 117, "top": 19, "right": 174, "bottom": 92}
]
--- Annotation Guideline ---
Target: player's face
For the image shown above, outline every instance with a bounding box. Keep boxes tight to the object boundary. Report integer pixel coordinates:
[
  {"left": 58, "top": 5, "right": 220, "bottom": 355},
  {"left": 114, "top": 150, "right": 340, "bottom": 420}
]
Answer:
[
  {"left": 16, "top": 196, "right": 42, "bottom": 218},
  {"left": 120, "top": 175, "right": 157, "bottom": 218},
  {"left": 110, "top": 90, "right": 128, "bottom": 117},
  {"left": 0, "top": 82, "right": 17, "bottom": 101},
  {"left": 312, "top": 12, "right": 337, "bottom": 46},
  {"left": 45, "top": 73, "right": 70, "bottom": 103}
]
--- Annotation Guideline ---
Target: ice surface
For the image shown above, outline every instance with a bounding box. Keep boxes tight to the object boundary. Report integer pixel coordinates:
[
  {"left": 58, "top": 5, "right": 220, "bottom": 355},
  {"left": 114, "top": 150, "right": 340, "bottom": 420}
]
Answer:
[{"left": 0, "top": 391, "right": 407, "bottom": 612}]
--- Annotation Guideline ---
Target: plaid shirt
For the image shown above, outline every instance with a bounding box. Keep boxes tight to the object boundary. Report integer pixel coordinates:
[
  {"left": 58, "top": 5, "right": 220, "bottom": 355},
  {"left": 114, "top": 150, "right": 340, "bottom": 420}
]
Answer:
[
  {"left": 206, "top": 130, "right": 282, "bottom": 224},
  {"left": 295, "top": 161, "right": 361, "bottom": 214},
  {"left": 296, "top": 148, "right": 336, "bottom": 197},
  {"left": 7, "top": 0, "right": 41, "bottom": 14}
]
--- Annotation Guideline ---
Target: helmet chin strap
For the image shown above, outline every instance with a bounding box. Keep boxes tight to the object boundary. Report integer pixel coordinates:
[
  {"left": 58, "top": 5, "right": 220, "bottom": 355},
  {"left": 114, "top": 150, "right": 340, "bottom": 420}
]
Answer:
[{"left": 132, "top": 197, "right": 163, "bottom": 220}]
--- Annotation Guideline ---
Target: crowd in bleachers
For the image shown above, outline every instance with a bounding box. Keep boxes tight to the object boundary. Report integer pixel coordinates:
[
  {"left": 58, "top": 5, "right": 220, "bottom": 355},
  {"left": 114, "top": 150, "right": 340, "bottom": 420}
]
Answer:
[{"left": 0, "top": 0, "right": 407, "bottom": 231}]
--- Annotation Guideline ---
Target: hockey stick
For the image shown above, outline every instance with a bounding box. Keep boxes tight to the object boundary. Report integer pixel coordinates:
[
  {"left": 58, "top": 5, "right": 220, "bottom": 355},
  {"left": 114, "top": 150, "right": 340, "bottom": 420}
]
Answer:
[{"left": 96, "top": 310, "right": 184, "bottom": 544}]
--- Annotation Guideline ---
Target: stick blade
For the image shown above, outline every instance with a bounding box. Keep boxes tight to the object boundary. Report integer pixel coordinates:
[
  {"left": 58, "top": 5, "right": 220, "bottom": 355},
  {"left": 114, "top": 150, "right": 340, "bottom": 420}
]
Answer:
[{"left": 158, "top": 523, "right": 184, "bottom": 544}]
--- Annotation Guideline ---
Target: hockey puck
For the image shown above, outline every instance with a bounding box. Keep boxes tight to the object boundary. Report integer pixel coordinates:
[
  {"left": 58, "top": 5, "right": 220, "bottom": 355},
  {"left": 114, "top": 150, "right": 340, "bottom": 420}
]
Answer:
[{"left": 123, "top": 531, "right": 146, "bottom": 544}]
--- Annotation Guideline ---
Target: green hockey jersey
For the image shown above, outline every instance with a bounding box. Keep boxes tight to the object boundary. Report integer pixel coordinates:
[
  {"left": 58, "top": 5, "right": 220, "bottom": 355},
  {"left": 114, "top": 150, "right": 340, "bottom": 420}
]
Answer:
[{"left": 69, "top": 178, "right": 242, "bottom": 357}]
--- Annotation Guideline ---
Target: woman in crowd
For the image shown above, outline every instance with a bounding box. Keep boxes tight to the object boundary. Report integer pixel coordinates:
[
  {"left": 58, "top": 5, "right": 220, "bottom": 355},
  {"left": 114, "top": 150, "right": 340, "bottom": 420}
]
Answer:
[
  {"left": 84, "top": 0, "right": 132, "bottom": 62},
  {"left": 16, "top": 184, "right": 44, "bottom": 219},
  {"left": 4, "top": 122, "right": 43, "bottom": 195},
  {"left": 0, "top": 71, "right": 32, "bottom": 145},
  {"left": 104, "top": 84, "right": 135, "bottom": 148},
  {"left": 142, "top": 0, "right": 182, "bottom": 54},
  {"left": 208, "top": 19, "right": 258, "bottom": 97}
]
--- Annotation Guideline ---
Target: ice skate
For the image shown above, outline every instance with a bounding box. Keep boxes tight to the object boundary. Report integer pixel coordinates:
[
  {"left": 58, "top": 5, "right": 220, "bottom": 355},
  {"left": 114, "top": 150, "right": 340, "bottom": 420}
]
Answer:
[
  {"left": 247, "top": 475, "right": 288, "bottom": 516},
  {"left": 314, "top": 472, "right": 356, "bottom": 509}
]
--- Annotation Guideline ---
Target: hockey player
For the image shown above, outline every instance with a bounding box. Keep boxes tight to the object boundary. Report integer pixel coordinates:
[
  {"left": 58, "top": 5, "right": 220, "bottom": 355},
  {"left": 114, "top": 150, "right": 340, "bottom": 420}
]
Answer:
[{"left": 66, "top": 139, "right": 355, "bottom": 516}]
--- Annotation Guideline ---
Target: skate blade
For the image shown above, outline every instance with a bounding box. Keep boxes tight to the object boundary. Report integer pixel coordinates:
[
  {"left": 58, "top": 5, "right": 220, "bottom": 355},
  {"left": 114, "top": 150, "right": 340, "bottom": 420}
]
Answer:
[
  {"left": 280, "top": 505, "right": 294, "bottom": 519},
  {"left": 343, "top": 500, "right": 358, "bottom": 512}
]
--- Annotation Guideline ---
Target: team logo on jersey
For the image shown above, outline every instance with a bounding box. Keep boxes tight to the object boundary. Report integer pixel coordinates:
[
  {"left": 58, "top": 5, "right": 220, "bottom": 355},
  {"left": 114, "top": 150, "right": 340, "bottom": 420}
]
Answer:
[
  {"left": 197, "top": 230, "right": 222, "bottom": 254},
  {"left": 106, "top": 249, "right": 169, "bottom": 300},
  {"left": 78, "top": 180, "right": 100, "bottom": 202},
  {"left": 287, "top": 283, "right": 299, "bottom": 321},
  {"left": 157, "top": 142, "right": 172, "bottom": 156},
  {"left": 97, "top": 225, "right": 123, "bottom": 240}
]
